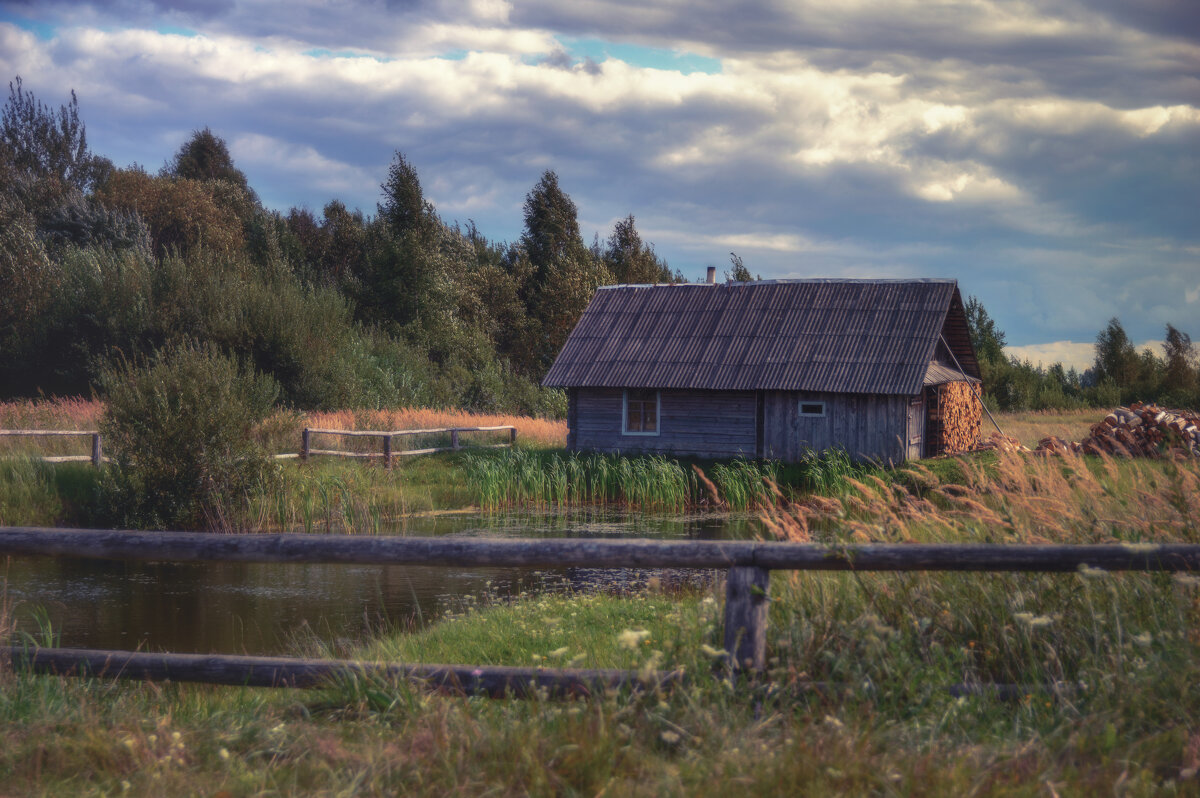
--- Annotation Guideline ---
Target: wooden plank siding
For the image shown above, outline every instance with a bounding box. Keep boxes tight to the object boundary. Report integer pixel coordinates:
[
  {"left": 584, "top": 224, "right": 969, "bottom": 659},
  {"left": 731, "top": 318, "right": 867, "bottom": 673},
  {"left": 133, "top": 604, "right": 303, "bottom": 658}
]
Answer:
[
  {"left": 572, "top": 389, "right": 757, "bottom": 457},
  {"left": 761, "top": 391, "right": 909, "bottom": 464}
]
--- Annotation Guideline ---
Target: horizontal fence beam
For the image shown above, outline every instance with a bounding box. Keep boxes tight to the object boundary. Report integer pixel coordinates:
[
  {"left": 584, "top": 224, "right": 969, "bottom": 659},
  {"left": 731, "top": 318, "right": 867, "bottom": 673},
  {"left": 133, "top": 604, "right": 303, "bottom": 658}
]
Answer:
[
  {"left": 0, "top": 429, "right": 99, "bottom": 437},
  {"left": 306, "top": 426, "right": 515, "bottom": 438},
  {"left": 5, "top": 645, "right": 1082, "bottom": 702},
  {"left": 6, "top": 646, "right": 679, "bottom": 697},
  {"left": 1, "top": 527, "right": 1198, "bottom": 572}
]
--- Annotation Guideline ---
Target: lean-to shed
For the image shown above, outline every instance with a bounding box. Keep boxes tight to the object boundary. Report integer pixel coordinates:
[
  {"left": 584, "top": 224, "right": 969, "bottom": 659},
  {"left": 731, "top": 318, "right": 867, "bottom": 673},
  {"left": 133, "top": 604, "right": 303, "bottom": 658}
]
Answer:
[{"left": 542, "top": 278, "right": 983, "bottom": 463}]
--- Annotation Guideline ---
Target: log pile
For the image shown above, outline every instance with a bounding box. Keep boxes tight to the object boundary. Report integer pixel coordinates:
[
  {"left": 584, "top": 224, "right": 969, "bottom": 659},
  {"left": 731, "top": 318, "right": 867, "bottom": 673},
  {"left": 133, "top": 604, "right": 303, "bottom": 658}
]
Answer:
[
  {"left": 974, "top": 403, "right": 1200, "bottom": 459},
  {"left": 936, "top": 381, "right": 983, "bottom": 454},
  {"left": 1078, "top": 403, "right": 1200, "bottom": 458}
]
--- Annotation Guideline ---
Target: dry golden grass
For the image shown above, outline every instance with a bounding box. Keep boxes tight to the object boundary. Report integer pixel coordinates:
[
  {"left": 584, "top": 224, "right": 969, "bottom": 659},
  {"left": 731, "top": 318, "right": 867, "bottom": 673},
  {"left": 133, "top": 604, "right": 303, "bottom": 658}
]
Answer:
[
  {"left": 303, "top": 407, "right": 565, "bottom": 448},
  {"left": 0, "top": 399, "right": 567, "bottom": 457},
  {"left": 0, "top": 398, "right": 103, "bottom": 431},
  {"left": 0, "top": 398, "right": 105, "bottom": 458},
  {"left": 766, "top": 448, "right": 1200, "bottom": 546},
  {"left": 991, "top": 408, "right": 1105, "bottom": 448}
]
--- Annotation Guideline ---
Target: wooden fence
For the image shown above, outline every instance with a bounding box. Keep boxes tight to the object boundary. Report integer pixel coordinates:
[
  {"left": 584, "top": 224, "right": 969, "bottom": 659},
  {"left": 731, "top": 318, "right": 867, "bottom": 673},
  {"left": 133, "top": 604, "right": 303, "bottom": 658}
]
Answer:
[
  {"left": 0, "top": 430, "right": 103, "bottom": 466},
  {"left": 299, "top": 425, "right": 517, "bottom": 467},
  {"left": 2, "top": 527, "right": 1199, "bottom": 695},
  {"left": 0, "top": 425, "right": 517, "bottom": 468}
]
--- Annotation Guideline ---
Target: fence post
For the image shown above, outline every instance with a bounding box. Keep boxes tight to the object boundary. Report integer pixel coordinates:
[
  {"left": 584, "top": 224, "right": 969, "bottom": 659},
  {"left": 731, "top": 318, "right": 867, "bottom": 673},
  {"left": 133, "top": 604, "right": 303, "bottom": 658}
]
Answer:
[
  {"left": 451, "top": 429, "right": 459, "bottom": 450},
  {"left": 510, "top": 427, "right": 517, "bottom": 446},
  {"left": 301, "top": 429, "right": 310, "bottom": 462},
  {"left": 383, "top": 435, "right": 393, "bottom": 469},
  {"left": 723, "top": 566, "right": 769, "bottom": 672},
  {"left": 91, "top": 433, "right": 102, "bottom": 467}
]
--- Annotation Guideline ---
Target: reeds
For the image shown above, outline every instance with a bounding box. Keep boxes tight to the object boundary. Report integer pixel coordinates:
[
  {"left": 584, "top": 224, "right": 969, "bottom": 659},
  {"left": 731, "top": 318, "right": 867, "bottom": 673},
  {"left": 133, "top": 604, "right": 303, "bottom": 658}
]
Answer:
[{"left": 464, "top": 450, "right": 787, "bottom": 511}]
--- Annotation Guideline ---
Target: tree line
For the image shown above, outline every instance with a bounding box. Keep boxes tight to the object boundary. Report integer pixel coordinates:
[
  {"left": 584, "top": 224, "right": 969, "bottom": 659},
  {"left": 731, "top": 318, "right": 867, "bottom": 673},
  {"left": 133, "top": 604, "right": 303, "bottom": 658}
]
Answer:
[
  {"left": 965, "top": 298, "right": 1198, "bottom": 412},
  {"left": 0, "top": 77, "right": 679, "bottom": 417},
  {"left": 2, "top": 78, "right": 1194, "bottom": 419}
]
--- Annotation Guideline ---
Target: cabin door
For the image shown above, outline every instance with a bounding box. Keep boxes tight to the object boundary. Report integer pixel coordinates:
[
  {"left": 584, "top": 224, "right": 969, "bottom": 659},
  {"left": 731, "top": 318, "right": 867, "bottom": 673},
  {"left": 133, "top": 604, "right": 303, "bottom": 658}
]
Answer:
[{"left": 906, "top": 397, "right": 925, "bottom": 460}]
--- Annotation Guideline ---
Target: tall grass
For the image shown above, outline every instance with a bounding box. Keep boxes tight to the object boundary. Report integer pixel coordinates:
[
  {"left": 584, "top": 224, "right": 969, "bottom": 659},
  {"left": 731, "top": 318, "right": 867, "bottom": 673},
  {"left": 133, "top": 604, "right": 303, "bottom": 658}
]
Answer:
[{"left": 464, "top": 449, "right": 793, "bottom": 511}]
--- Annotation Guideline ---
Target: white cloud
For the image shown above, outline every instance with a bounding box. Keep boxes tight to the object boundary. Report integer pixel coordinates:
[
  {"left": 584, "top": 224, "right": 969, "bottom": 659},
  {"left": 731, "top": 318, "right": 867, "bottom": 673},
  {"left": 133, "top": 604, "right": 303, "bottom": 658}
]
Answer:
[{"left": 1007, "top": 340, "right": 1165, "bottom": 372}]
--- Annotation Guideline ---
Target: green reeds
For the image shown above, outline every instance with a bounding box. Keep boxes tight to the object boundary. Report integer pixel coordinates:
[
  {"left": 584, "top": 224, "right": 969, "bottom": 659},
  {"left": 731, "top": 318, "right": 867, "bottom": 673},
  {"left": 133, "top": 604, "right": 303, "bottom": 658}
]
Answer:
[{"left": 464, "top": 450, "right": 786, "bottom": 511}]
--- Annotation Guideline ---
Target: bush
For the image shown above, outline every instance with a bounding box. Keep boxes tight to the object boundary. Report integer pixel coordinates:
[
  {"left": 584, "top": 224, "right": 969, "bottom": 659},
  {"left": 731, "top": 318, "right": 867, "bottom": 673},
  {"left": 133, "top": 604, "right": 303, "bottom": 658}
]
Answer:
[{"left": 99, "top": 341, "right": 279, "bottom": 529}]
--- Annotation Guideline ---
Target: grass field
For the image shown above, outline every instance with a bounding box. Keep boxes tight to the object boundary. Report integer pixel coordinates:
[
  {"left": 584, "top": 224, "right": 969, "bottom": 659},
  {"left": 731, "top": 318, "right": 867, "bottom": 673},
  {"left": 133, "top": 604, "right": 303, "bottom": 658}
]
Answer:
[
  {"left": 1, "top": 447, "right": 1198, "bottom": 795},
  {"left": 2, "top": 402, "right": 1198, "bottom": 793}
]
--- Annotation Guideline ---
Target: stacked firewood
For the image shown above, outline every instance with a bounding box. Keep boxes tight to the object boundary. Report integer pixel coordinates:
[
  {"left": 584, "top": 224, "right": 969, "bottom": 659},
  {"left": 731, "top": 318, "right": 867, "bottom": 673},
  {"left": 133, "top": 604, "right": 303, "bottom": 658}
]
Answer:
[
  {"left": 938, "top": 381, "right": 983, "bottom": 454},
  {"left": 975, "top": 432, "right": 1028, "bottom": 453},
  {"left": 975, "top": 403, "right": 1199, "bottom": 459},
  {"left": 1079, "top": 403, "right": 1200, "bottom": 458}
]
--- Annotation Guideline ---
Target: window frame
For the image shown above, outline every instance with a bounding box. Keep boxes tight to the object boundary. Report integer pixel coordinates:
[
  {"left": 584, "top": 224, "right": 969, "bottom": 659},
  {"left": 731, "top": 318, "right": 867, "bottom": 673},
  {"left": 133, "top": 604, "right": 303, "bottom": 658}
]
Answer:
[
  {"left": 622, "top": 389, "right": 661, "bottom": 436},
  {"left": 798, "top": 400, "right": 827, "bottom": 418}
]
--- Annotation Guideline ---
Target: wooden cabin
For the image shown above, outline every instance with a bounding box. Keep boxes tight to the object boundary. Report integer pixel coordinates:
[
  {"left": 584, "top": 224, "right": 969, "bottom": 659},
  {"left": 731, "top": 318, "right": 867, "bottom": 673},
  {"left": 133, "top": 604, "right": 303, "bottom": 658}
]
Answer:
[{"left": 541, "top": 278, "right": 983, "bottom": 463}]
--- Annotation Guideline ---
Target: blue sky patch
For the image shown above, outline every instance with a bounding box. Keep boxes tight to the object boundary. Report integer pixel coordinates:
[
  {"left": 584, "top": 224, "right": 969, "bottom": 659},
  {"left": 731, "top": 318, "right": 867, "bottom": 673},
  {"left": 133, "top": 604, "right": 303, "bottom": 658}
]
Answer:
[
  {"left": 0, "top": 9, "right": 56, "bottom": 40},
  {"left": 303, "top": 48, "right": 394, "bottom": 63},
  {"left": 555, "top": 37, "right": 721, "bottom": 75}
]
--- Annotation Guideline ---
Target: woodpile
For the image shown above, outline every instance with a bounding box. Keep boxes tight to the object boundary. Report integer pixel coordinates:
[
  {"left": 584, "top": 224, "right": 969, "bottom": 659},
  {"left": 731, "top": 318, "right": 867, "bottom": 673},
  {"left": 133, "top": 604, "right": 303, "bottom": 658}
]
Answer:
[
  {"left": 975, "top": 432, "right": 1027, "bottom": 454},
  {"left": 975, "top": 403, "right": 1200, "bottom": 459},
  {"left": 927, "top": 381, "right": 982, "bottom": 455},
  {"left": 1078, "top": 402, "right": 1200, "bottom": 458}
]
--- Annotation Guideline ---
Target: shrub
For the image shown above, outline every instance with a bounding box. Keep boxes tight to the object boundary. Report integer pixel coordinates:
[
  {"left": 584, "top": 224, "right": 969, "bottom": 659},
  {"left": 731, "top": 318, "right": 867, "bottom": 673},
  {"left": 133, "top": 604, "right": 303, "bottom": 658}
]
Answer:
[{"left": 99, "top": 341, "right": 279, "bottom": 529}]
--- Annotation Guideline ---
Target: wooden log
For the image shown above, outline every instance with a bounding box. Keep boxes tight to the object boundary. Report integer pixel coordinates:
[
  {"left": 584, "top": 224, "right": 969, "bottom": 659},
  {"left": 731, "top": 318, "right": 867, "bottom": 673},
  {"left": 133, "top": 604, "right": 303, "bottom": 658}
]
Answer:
[
  {"left": 7, "top": 646, "right": 682, "bottom": 697},
  {"left": 303, "top": 449, "right": 381, "bottom": 459},
  {"left": 91, "top": 433, "right": 102, "bottom": 467},
  {"left": 1, "top": 528, "right": 1199, "bottom": 572},
  {"left": 383, "top": 435, "right": 393, "bottom": 469},
  {"left": 723, "top": 566, "right": 769, "bottom": 671},
  {"left": 301, "top": 429, "right": 310, "bottom": 461},
  {"left": 0, "top": 430, "right": 99, "bottom": 437},
  {"left": 451, "top": 429, "right": 459, "bottom": 450}
]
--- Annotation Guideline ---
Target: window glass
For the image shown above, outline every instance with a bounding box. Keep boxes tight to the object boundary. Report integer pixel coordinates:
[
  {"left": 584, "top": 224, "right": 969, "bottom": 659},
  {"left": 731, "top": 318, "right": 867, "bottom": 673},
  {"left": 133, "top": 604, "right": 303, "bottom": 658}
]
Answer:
[
  {"left": 625, "top": 390, "right": 659, "bottom": 434},
  {"left": 799, "top": 401, "right": 826, "bottom": 417}
]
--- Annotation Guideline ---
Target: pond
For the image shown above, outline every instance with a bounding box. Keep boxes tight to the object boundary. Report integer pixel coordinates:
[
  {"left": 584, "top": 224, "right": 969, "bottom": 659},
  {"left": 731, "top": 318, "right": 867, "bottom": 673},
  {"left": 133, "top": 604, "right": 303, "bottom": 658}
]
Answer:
[{"left": 2, "top": 511, "right": 759, "bottom": 656}]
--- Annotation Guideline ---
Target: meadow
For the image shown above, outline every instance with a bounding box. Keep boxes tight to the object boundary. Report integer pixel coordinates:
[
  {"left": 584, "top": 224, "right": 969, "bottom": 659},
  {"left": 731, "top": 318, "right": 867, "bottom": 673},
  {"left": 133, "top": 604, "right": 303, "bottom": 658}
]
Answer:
[{"left": 5, "top": 403, "right": 1200, "bottom": 795}]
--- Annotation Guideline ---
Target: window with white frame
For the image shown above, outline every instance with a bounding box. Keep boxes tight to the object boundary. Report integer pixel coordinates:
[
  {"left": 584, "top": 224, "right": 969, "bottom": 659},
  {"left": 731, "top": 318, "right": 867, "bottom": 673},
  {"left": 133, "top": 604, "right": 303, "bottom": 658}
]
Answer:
[
  {"left": 623, "top": 389, "right": 660, "bottom": 435},
  {"left": 798, "top": 401, "right": 826, "bottom": 417}
]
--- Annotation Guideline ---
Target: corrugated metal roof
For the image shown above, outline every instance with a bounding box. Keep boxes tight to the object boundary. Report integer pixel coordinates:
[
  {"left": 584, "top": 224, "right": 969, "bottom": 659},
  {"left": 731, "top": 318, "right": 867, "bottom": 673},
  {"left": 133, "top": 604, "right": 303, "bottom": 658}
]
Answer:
[
  {"left": 924, "top": 361, "right": 981, "bottom": 386},
  {"left": 543, "top": 279, "right": 978, "bottom": 396}
]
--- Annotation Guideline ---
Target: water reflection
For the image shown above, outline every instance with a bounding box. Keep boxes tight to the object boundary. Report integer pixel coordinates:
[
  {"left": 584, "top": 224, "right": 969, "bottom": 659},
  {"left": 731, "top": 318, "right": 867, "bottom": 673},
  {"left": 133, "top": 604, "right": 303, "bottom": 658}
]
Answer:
[{"left": 3, "top": 510, "right": 755, "bottom": 656}]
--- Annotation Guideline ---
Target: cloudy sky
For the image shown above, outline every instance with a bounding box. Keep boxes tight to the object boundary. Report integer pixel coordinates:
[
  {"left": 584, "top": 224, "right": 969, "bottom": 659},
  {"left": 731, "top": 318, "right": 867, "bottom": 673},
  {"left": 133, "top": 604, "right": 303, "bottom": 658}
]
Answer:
[{"left": 2, "top": 0, "right": 1197, "bottom": 370}]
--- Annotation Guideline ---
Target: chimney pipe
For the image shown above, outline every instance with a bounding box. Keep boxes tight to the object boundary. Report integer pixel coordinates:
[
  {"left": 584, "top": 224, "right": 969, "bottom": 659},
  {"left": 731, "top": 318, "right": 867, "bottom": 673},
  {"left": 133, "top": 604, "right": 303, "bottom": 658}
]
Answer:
[{"left": 706, "top": 266, "right": 716, "bottom": 284}]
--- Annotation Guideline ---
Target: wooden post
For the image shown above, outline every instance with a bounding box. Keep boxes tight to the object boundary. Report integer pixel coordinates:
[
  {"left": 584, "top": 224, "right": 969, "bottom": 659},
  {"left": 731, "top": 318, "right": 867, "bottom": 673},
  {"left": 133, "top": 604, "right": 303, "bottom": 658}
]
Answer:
[
  {"left": 723, "top": 566, "right": 769, "bottom": 672},
  {"left": 451, "top": 429, "right": 459, "bottom": 450},
  {"left": 510, "top": 427, "right": 517, "bottom": 446},
  {"left": 301, "top": 429, "right": 310, "bottom": 462},
  {"left": 91, "top": 433, "right": 102, "bottom": 467},
  {"left": 383, "top": 435, "right": 393, "bottom": 469}
]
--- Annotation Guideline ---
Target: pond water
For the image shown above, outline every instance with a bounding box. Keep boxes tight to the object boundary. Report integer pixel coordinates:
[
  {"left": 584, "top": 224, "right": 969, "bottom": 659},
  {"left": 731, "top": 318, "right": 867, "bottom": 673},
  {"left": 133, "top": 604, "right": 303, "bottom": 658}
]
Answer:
[{"left": 2, "top": 511, "right": 759, "bottom": 656}]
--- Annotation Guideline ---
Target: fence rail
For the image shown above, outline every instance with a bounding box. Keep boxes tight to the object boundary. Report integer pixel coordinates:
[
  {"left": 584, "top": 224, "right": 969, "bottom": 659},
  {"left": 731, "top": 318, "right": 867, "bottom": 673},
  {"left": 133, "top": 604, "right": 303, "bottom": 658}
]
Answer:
[
  {"left": 0, "top": 425, "right": 518, "bottom": 468},
  {"left": 0, "top": 430, "right": 103, "bottom": 466},
  {"left": 2, "top": 527, "right": 1198, "bottom": 682},
  {"left": 300, "top": 425, "right": 517, "bottom": 467}
]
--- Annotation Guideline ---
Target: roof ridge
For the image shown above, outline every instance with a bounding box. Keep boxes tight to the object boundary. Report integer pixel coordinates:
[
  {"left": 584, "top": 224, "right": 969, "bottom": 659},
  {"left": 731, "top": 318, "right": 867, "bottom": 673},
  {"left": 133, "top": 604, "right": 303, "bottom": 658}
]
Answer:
[{"left": 598, "top": 278, "right": 957, "bottom": 290}]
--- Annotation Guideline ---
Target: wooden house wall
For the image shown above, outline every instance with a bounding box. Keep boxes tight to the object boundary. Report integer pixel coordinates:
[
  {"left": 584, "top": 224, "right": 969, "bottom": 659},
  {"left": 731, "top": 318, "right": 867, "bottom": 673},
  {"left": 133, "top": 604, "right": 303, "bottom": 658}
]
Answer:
[
  {"left": 761, "top": 391, "right": 909, "bottom": 464},
  {"left": 571, "top": 389, "right": 757, "bottom": 457}
]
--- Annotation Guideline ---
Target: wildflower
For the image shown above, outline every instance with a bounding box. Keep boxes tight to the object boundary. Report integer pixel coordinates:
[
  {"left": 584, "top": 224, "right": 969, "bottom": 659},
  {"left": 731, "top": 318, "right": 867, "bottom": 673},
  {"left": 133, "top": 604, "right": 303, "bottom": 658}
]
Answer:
[
  {"left": 618, "top": 629, "right": 651, "bottom": 650},
  {"left": 1173, "top": 574, "right": 1200, "bottom": 589},
  {"left": 219, "top": 748, "right": 231, "bottom": 761},
  {"left": 700, "top": 643, "right": 727, "bottom": 659},
  {"left": 1132, "top": 632, "right": 1152, "bottom": 647},
  {"left": 823, "top": 715, "right": 844, "bottom": 730},
  {"left": 660, "top": 730, "right": 681, "bottom": 744},
  {"left": 1077, "top": 564, "right": 1109, "bottom": 579},
  {"left": 548, "top": 646, "right": 570, "bottom": 659}
]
